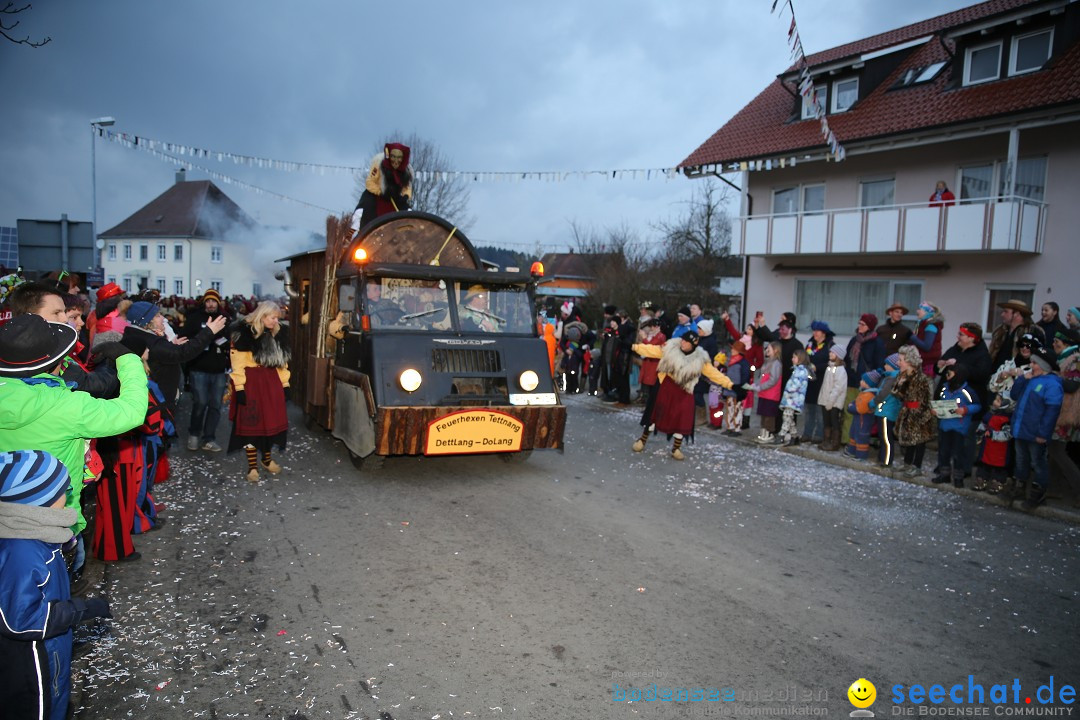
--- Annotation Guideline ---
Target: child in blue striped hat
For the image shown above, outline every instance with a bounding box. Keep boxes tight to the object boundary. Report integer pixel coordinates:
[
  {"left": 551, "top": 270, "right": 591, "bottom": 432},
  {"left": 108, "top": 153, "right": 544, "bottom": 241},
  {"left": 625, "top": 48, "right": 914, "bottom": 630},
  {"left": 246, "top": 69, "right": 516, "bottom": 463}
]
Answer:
[{"left": 0, "top": 449, "right": 111, "bottom": 720}]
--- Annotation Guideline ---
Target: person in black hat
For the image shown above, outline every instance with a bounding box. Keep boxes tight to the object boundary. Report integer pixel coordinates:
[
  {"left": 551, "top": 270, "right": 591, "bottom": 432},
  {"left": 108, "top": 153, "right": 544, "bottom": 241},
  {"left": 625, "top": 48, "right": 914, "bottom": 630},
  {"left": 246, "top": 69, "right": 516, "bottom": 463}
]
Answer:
[
  {"left": 0, "top": 314, "right": 150, "bottom": 581},
  {"left": 671, "top": 305, "right": 696, "bottom": 340},
  {"left": 7, "top": 281, "right": 119, "bottom": 398},
  {"left": 630, "top": 330, "right": 732, "bottom": 460}
]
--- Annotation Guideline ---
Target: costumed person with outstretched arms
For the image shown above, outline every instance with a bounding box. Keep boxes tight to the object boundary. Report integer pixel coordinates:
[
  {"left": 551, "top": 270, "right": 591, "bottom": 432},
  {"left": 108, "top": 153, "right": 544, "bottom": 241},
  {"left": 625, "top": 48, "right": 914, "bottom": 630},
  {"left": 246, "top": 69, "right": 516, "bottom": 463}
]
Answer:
[{"left": 630, "top": 331, "right": 732, "bottom": 461}]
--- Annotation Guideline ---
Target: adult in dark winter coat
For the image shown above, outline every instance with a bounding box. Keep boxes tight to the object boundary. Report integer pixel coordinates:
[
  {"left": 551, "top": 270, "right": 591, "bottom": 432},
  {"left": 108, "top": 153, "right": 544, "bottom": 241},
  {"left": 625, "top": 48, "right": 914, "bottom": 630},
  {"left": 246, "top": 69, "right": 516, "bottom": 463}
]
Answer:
[
  {"left": 754, "top": 312, "right": 801, "bottom": 388},
  {"left": 843, "top": 313, "right": 885, "bottom": 444},
  {"left": 348, "top": 143, "right": 413, "bottom": 238},
  {"left": 937, "top": 323, "right": 994, "bottom": 412},
  {"left": 612, "top": 312, "right": 636, "bottom": 404},
  {"left": 802, "top": 320, "right": 834, "bottom": 443},
  {"left": 937, "top": 322, "right": 994, "bottom": 479},
  {"left": 988, "top": 299, "right": 1044, "bottom": 372},
  {"left": 1036, "top": 302, "right": 1069, "bottom": 342},
  {"left": 121, "top": 302, "right": 226, "bottom": 414},
  {"left": 181, "top": 289, "right": 233, "bottom": 451},
  {"left": 880, "top": 303, "right": 913, "bottom": 356}
]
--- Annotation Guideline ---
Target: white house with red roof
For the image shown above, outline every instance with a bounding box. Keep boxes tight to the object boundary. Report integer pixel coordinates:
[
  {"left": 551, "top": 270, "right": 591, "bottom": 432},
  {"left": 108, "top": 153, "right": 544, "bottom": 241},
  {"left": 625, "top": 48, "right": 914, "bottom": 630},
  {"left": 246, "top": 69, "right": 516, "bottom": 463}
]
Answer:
[
  {"left": 680, "top": 0, "right": 1079, "bottom": 337},
  {"left": 99, "top": 170, "right": 278, "bottom": 299}
]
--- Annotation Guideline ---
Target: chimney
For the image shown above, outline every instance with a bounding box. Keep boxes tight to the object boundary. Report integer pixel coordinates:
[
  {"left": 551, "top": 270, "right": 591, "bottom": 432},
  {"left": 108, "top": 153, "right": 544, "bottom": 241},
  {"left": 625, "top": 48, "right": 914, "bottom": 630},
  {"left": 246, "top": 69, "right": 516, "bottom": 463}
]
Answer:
[{"left": 175, "top": 168, "right": 186, "bottom": 184}]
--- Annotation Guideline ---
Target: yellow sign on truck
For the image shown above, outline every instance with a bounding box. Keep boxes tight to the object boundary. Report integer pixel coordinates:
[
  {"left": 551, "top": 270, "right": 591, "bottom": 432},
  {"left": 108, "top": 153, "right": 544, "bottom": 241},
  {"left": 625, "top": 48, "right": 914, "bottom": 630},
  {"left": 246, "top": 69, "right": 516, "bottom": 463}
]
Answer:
[{"left": 425, "top": 410, "right": 524, "bottom": 455}]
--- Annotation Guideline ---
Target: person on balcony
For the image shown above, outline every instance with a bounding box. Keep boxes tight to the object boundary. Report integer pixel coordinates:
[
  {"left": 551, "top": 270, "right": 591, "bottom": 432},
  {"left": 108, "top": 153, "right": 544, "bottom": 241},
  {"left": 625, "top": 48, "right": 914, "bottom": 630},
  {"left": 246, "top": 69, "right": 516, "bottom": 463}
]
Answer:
[{"left": 929, "top": 180, "right": 955, "bottom": 207}]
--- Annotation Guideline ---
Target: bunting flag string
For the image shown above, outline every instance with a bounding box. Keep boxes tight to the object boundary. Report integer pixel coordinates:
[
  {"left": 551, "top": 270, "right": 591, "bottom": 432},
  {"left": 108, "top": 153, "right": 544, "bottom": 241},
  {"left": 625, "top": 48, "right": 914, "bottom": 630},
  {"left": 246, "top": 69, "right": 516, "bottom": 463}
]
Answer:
[
  {"left": 96, "top": 128, "right": 685, "bottom": 184},
  {"left": 101, "top": 129, "right": 336, "bottom": 213},
  {"left": 771, "top": 0, "right": 846, "bottom": 161}
]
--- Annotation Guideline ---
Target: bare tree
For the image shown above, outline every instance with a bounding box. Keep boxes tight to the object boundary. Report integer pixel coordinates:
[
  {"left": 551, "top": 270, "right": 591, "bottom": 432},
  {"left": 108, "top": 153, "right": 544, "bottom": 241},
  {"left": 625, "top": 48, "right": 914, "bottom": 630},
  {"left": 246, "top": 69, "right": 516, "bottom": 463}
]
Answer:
[
  {"left": 353, "top": 132, "right": 474, "bottom": 230},
  {"left": 570, "top": 220, "right": 652, "bottom": 323},
  {"left": 654, "top": 178, "right": 733, "bottom": 260},
  {"left": 649, "top": 178, "right": 737, "bottom": 314},
  {"left": 1, "top": 3, "right": 50, "bottom": 47}
]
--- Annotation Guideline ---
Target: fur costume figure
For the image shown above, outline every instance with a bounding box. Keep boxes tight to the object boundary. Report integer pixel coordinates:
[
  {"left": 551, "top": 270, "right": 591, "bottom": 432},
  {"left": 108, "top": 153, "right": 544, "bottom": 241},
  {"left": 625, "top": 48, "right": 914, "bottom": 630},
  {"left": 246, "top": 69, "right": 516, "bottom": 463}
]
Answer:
[
  {"left": 893, "top": 362, "right": 936, "bottom": 446},
  {"left": 631, "top": 334, "right": 732, "bottom": 459},
  {"left": 228, "top": 313, "right": 291, "bottom": 470},
  {"left": 349, "top": 143, "right": 414, "bottom": 237}
]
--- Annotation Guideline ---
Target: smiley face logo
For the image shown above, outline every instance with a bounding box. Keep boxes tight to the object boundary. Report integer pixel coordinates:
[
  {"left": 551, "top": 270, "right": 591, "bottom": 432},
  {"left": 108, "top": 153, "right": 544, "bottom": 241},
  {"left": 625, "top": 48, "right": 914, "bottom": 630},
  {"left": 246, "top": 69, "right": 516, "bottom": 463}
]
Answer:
[{"left": 848, "top": 678, "right": 876, "bottom": 709}]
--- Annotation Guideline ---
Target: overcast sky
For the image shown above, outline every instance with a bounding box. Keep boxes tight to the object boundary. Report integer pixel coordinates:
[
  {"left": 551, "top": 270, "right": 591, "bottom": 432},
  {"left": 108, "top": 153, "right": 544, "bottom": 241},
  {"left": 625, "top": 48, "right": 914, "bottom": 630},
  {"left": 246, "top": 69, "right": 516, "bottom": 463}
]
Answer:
[{"left": 1, "top": 0, "right": 975, "bottom": 261}]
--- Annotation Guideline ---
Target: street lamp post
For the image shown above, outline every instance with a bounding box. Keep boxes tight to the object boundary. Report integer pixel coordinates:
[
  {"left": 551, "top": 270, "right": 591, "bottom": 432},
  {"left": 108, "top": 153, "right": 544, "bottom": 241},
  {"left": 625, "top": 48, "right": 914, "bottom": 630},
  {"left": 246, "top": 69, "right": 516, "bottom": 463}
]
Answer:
[{"left": 90, "top": 116, "right": 115, "bottom": 267}]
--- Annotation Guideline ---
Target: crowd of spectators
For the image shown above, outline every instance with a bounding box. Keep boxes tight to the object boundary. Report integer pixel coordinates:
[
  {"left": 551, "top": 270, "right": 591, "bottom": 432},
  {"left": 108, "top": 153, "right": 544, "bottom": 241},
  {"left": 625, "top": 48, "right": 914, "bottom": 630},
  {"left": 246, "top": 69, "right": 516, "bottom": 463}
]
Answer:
[
  {"left": 547, "top": 296, "right": 1080, "bottom": 513},
  {"left": 0, "top": 269, "right": 287, "bottom": 719}
]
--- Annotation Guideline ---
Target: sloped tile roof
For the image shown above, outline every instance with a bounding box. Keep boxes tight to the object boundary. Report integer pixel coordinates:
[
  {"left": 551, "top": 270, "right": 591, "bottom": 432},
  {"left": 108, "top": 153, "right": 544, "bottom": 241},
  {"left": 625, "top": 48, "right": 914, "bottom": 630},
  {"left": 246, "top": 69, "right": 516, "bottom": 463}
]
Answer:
[
  {"left": 680, "top": 0, "right": 1080, "bottom": 170},
  {"left": 100, "top": 180, "right": 255, "bottom": 239}
]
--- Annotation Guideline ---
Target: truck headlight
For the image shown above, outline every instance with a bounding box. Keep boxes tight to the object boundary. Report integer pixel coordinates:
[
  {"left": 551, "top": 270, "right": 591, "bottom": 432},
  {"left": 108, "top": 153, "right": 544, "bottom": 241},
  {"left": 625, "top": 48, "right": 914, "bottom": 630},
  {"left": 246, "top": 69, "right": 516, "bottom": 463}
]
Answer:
[
  {"left": 399, "top": 368, "right": 422, "bottom": 392},
  {"left": 519, "top": 370, "right": 539, "bottom": 392}
]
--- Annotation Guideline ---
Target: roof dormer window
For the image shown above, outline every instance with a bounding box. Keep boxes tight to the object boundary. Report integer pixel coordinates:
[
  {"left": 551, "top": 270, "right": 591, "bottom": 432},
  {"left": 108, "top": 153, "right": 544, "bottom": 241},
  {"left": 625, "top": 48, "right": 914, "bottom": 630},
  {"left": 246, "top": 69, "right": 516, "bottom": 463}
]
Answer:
[
  {"left": 1010, "top": 28, "right": 1053, "bottom": 75},
  {"left": 831, "top": 77, "right": 858, "bottom": 113},
  {"left": 964, "top": 40, "right": 1002, "bottom": 85},
  {"left": 801, "top": 85, "right": 824, "bottom": 120}
]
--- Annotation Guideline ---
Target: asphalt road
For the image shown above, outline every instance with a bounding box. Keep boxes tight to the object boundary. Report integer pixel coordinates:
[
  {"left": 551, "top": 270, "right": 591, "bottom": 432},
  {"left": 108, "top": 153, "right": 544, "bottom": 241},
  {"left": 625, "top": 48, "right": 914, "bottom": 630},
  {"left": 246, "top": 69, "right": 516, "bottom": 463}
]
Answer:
[{"left": 72, "top": 393, "right": 1080, "bottom": 719}]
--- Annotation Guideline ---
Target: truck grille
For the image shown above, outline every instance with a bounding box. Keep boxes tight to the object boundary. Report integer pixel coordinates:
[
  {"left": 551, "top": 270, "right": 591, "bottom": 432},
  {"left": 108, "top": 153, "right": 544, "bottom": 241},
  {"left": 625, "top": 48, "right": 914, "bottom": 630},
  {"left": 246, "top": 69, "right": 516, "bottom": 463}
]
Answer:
[{"left": 431, "top": 348, "right": 502, "bottom": 374}]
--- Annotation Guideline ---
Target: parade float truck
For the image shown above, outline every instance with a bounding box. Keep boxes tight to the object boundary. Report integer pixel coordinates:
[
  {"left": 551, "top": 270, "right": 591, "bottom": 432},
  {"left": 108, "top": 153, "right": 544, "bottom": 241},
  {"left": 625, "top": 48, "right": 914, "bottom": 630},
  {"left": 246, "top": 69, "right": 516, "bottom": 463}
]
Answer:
[{"left": 279, "top": 211, "right": 566, "bottom": 469}]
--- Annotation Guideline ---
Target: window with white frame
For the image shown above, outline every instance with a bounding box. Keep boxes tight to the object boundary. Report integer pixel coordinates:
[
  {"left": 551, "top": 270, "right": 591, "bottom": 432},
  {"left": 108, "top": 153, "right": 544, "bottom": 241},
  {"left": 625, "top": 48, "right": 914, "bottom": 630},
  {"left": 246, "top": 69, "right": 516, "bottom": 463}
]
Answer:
[
  {"left": 831, "top": 77, "right": 858, "bottom": 113},
  {"left": 122, "top": 277, "right": 132, "bottom": 293},
  {"left": 211, "top": 245, "right": 223, "bottom": 263},
  {"left": 139, "top": 244, "right": 148, "bottom": 261},
  {"left": 211, "top": 280, "right": 222, "bottom": 292},
  {"left": 999, "top": 155, "right": 1047, "bottom": 202},
  {"left": 123, "top": 243, "right": 132, "bottom": 261},
  {"left": 803, "top": 185, "right": 825, "bottom": 215},
  {"left": 772, "top": 187, "right": 799, "bottom": 216},
  {"left": 174, "top": 243, "right": 184, "bottom": 261},
  {"left": 960, "top": 164, "right": 994, "bottom": 202},
  {"left": 107, "top": 243, "right": 117, "bottom": 261},
  {"left": 859, "top": 178, "right": 895, "bottom": 208},
  {"left": 106, "top": 276, "right": 116, "bottom": 286},
  {"left": 174, "top": 279, "right": 184, "bottom": 295},
  {"left": 1010, "top": 28, "right": 1053, "bottom": 76},
  {"left": 157, "top": 244, "right": 166, "bottom": 261},
  {"left": 156, "top": 277, "right": 166, "bottom": 293},
  {"left": 801, "top": 86, "right": 824, "bottom": 120},
  {"left": 795, "top": 279, "right": 924, "bottom": 336},
  {"left": 772, "top": 184, "right": 825, "bottom": 215},
  {"left": 986, "top": 286, "right": 1035, "bottom": 333},
  {"left": 964, "top": 40, "right": 1001, "bottom": 85}
]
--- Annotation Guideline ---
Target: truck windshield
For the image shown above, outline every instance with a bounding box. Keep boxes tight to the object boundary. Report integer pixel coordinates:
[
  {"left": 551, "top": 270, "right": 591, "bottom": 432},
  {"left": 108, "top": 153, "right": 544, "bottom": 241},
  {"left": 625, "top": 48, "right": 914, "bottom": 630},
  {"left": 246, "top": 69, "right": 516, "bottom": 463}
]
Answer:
[
  {"left": 452, "top": 282, "right": 534, "bottom": 334},
  {"left": 363, "top": 277, "right": 534, "bottom": 334}
]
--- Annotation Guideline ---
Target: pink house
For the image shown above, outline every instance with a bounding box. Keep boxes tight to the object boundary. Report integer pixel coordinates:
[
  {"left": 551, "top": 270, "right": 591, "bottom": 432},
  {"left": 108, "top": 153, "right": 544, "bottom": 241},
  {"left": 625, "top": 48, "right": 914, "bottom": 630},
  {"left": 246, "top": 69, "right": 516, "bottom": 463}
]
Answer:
[{"left": 680, "top": 0, "right": 1080, "bottom": 339}]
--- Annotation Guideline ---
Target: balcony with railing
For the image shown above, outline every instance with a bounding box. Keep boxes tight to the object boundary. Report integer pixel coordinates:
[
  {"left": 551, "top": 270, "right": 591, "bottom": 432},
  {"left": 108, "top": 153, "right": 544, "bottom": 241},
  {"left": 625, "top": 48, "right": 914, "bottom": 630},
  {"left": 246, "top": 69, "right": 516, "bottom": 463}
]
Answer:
[{"left": 739, "top": 196, "right": 1047, "bottom": 256}]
